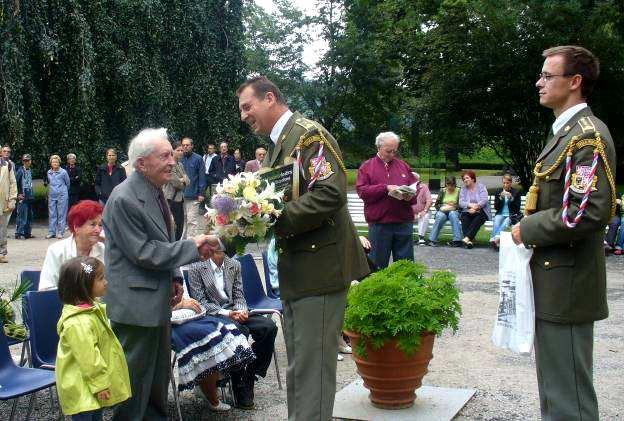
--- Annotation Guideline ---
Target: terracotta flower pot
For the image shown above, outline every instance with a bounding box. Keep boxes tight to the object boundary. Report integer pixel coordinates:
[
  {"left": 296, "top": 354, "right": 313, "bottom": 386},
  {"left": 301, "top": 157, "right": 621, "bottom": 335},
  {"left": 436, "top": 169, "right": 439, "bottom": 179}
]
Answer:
[{"left": 344, "top": 330, "right": 435, "bottom": 409}]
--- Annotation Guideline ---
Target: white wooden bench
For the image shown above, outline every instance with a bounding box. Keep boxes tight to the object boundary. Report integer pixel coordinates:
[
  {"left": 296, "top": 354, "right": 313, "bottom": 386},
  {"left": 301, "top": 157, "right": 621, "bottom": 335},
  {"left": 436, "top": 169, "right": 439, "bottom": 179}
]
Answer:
[{"left": 347, "top": 192, "right": 526, "bottom": 237}]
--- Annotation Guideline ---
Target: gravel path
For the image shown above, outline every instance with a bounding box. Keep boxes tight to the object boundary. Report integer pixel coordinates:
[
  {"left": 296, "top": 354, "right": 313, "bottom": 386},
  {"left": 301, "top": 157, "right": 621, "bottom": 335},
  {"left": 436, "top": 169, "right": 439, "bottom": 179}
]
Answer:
[{"left": 1, "top": 223, "right": 622, "bottom": 420}]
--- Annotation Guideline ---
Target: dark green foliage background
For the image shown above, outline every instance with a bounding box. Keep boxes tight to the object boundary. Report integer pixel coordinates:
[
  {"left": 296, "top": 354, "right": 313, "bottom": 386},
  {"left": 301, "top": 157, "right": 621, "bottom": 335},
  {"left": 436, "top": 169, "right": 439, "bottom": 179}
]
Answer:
[{"left": 0, "top": 0, "right": 245, "bottom": 181}]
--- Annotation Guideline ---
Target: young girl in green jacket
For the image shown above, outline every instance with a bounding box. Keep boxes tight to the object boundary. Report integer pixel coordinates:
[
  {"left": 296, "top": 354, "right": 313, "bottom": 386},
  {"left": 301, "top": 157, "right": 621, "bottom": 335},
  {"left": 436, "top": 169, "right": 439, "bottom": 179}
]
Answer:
[{"left": 56, "top": 256, "right": 131, "bottom": 420}]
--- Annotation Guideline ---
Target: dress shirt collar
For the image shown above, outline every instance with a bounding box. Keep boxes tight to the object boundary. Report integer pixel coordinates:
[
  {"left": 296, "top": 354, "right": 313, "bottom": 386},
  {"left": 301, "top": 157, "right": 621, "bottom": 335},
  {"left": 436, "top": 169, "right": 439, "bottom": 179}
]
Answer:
[
  {"left": 270, "top": 109, "right": 293, "bottom": 144},
  {"left": 209, "top": 257, "right": 223, "bottom": 272},
  {"left": 375, "top": 153, "right": 393, "bottom": 166},
  {"left": 552, "top": 102, "right": 587, "bottom": 136}
]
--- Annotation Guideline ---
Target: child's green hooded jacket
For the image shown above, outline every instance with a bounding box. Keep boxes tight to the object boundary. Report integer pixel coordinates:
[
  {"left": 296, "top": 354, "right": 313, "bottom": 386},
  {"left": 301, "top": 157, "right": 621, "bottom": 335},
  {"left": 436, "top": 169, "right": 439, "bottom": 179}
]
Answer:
[{"left": 56, "top": 301, "right": 131, "bottom": 415}]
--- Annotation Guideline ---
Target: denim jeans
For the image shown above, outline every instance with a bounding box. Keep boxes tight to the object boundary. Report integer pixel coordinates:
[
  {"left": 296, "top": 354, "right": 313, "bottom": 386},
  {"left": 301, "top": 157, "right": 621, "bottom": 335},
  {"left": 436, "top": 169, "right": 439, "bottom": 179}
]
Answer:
[
  {"left": 369, "top": 222, "right": 414, "bottom": 269},
  {"left": 48, "top": 193, "right": 68, "bottom": 236},
  {"left": 490, "top": 214, "right": 512, "bottom": 240},
  {"left": 71, "top": 408, "right": 103, "bottom": 421},
  {"left": 616, "top": 217, "right": 624, "bottom": 249},
  {"left": 428, "top": 210, "right": 462, "bottom": 242},
  {"left": 604, "top": 215, "right": 621, "bottom": 247},
  {"left": 15, "top": 200, "right": 33, "bottom": 237}
]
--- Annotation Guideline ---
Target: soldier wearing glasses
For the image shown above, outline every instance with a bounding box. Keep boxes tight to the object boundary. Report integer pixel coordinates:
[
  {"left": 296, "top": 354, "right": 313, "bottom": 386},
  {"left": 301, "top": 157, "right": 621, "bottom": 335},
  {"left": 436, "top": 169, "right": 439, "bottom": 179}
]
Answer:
[{"left": 512, "top": 46, "right": 616, "bottom": 420}]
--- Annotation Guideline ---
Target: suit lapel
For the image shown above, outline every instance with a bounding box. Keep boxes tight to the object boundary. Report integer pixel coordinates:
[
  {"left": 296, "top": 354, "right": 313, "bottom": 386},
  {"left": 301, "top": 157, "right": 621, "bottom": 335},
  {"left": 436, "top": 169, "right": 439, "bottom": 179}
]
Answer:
[
  {"left": 269, "top": 112, "right": 300, "bottom": 167},
  {"left": 222, "top": 258, "right": 234, "bottom": 300},
  {"left": 201, "top": 262, "right": 222, "bottom": 303},
  {"left": 133, "top": 173, "right": 169, "bottom": 239}
]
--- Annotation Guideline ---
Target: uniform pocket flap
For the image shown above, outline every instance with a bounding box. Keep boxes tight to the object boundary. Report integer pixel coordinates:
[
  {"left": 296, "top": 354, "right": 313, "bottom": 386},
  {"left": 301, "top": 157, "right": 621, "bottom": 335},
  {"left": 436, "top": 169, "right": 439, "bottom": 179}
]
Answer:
[
  {"left": 290, "top": 237, "right": 337, "bottom": 253},
  {"left": 535, "top": 250, "right": 574, "bottom": 269},
  {"left": 127, "top": 278, "right": 159, "bottom": 290}
]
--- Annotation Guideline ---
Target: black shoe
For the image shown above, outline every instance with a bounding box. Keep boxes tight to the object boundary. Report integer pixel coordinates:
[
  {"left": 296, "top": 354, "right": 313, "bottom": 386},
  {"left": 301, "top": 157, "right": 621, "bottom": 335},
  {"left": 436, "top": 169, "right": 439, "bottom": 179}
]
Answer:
[
  {"left": 464, "top": 241, "right": 474, "bottom": 249},
  {"left": 428, "top": 241, "right": 437, "bottom": 247},
  {"left": 24, "top": 234, "right": 35, "bottom": 239},
  {"left": 447, "top": 241, "right": 461, "bottom": 247},
  {"left": 233, "top": 384, "right": 255, "bottom": 409},
  {"left": 231, "top": 370, "right": 255, "bottom": 409},
  {"left": 14, "top": 234, "right": 23, "bottom": 239}
]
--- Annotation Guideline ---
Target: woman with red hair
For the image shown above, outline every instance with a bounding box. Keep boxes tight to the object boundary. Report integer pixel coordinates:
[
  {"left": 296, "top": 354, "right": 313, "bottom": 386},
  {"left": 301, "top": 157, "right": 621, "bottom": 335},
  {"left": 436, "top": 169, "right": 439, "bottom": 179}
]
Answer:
[
  {"left": 39, "top": 200, "right": 105, "bottom": 290},
  {"left": 458, "top": 170, "right": 491, "bottom": 248}
]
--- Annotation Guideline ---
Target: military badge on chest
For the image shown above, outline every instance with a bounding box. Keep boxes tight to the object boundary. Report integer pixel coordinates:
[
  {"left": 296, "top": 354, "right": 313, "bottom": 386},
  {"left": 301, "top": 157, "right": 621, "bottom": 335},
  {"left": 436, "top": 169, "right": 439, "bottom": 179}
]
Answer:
[
  {"left": 570, "top": 165, "right": 597, "bottom": 194},
  {"left": 308, "top": 156, "right": 334, "bottom": 181}
]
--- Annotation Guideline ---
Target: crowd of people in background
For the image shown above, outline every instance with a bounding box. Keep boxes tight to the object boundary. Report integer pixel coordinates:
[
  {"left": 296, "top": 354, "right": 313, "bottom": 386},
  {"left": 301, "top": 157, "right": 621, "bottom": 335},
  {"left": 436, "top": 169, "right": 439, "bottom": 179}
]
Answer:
[{"left": 0, "top": 141, "right": 261, "bottom": 264}]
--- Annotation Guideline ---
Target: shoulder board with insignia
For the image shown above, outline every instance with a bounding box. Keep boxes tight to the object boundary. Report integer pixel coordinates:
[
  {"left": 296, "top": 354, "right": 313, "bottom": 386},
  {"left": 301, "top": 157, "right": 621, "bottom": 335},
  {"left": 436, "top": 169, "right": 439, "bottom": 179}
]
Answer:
[
  {"left": 578, "top": 116, "right": 596, "bottom": 134},
  {"left": 294, "top": 118, "right": 318, "bottom": 132}
]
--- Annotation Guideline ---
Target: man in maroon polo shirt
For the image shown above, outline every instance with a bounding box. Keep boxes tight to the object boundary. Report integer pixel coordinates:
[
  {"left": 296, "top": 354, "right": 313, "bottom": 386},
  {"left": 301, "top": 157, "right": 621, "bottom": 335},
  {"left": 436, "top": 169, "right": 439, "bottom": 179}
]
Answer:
[{"left": 356, "top": 131, "right": 417, "bottom": 269}]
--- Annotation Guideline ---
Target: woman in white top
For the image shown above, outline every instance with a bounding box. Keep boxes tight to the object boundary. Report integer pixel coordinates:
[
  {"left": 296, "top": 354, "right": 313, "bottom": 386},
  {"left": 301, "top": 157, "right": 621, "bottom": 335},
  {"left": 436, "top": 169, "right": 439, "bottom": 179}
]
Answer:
[{"left": 39, "top": 200, "right": 105, "bottom": 290}]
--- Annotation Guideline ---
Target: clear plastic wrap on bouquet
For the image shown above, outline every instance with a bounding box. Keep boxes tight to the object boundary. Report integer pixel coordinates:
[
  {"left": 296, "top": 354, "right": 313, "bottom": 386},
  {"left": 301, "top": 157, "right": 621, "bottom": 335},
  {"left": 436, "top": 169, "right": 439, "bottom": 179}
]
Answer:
[{"left": 205, "top": 172, "right": 284, "bottom": 254}]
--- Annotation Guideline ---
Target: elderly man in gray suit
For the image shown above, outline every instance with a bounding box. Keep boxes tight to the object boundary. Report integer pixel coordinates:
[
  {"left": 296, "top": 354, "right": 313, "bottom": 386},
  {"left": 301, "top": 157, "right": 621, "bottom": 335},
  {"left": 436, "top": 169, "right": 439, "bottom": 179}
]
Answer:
[
  {"left": 104, "top": 128, "right": 216, "bottom": 420},
  {"left": 187, "top": 244, "right": 277, "bottom": 409}
]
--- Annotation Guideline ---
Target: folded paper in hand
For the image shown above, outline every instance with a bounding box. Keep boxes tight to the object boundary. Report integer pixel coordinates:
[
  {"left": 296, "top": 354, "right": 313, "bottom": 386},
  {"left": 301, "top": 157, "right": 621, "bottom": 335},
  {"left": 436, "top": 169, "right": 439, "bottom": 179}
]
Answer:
[{"left": 388, "top": 185, "right": 416, "bottom": 200}]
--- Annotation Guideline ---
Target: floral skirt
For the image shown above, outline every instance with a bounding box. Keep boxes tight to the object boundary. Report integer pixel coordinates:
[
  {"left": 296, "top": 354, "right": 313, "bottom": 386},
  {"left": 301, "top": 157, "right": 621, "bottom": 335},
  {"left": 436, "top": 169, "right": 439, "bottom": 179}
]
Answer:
[{"left": 172, "top": 315, "right": 255, "bottom": 391}]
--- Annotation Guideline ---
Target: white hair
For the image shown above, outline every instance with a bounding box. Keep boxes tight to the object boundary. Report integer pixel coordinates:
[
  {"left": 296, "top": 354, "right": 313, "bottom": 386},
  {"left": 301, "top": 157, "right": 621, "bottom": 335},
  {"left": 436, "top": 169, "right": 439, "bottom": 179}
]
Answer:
[
  {"left": 128, "top": 128, "right": 168, "bottom": 169},
  {"left": 375, "top": 131, "right": 400, "bottom": 148},
  {"left": 66, "top": 153, "right": 76, "bottom": 160}
]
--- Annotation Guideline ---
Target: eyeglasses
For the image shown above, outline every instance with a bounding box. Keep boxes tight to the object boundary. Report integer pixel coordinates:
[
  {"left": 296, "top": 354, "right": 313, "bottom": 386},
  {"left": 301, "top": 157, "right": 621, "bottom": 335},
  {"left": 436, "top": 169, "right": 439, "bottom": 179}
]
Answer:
[{"left": 537, "top": 72, "right": 574, "bottom": 81}]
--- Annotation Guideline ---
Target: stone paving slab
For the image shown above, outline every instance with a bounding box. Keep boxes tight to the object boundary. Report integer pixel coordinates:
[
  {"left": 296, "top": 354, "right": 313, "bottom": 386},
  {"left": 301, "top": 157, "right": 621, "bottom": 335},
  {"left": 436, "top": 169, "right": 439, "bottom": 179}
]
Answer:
[{"left": 333, "top": 379, "right": 475, "bottom": 421}]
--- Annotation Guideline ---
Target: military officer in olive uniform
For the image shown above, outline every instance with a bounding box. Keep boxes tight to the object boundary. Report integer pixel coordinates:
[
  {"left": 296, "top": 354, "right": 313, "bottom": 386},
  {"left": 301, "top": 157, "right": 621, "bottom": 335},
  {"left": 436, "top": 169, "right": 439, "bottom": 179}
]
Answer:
[
  {"left": 512, "top": 46, "right": 615, "bottom": 421},
  {"left": 237, "top": 76, "right": 370, "bottom": 420}
]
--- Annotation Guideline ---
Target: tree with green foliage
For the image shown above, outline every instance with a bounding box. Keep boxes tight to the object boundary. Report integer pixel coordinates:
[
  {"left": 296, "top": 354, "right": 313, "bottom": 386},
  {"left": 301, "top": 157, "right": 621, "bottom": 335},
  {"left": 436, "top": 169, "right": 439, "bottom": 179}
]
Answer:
[
  {"left": 0, "top": 0, "right": 245, "bottom": 182},
  {"left": 331, "top": 0, "right": 624, "bottom": 186}
]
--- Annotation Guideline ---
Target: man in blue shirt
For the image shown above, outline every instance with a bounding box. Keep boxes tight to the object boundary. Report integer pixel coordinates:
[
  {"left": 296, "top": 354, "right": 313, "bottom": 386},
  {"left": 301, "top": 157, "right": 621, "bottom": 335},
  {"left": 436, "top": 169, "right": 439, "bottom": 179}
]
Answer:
[
  {"left": 180, "top": 137, "right": 206, "bottom": 238},
  {"left": 15, "top": 154, "right": 35, "bottom": 239}
]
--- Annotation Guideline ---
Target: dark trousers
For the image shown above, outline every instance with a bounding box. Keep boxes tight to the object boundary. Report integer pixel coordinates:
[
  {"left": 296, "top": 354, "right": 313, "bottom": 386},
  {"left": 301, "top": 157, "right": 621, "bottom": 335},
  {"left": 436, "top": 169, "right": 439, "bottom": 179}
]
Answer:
[
  {"left": 604, "top": 214, "right": 620, "bottom": 246},
  {"left": 72, "top": 409, "right": 103, "bottom": 421},
  {"left": 460, "top": 210, "right": 488, "bottom": 240},
  {"left": 15, "top": 200, "right": 33, "bottom": 237},
  {"left": 111, "top": 322, "right": 171, "bottom": 421},
  {"left": 168, "top": 199, "right": 184, "bottom": 241},
  {"left": 218, "top": 314, "right": 277, "bottom": 378},
  {"left": 69, "top": 192, "right": 80, "bottom": 209},
  {"left": 368, "top": 222, "right": 414, "bottom": 269},
  {"left": 535, "top": 319, "right": 598, "bottom": 421}
]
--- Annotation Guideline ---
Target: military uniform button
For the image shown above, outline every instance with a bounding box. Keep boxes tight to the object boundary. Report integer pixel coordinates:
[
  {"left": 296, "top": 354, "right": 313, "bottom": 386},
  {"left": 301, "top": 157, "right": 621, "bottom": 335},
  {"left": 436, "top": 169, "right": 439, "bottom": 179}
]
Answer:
[
  {"left": 311, "top": 244, "right": 316, "bottom": 249},
  {"left": 544, "top": 261, "right": 550, "bottom": 267},
  {"left": 545, "top": 176, "right": 550, "bottom": 180}
]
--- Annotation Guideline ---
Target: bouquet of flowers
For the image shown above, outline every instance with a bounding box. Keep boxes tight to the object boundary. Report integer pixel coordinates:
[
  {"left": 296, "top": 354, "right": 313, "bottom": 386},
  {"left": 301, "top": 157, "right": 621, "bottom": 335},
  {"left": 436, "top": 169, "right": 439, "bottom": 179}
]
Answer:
[{"left": 205, "top": 172, "right": 284, "bottom": 254}]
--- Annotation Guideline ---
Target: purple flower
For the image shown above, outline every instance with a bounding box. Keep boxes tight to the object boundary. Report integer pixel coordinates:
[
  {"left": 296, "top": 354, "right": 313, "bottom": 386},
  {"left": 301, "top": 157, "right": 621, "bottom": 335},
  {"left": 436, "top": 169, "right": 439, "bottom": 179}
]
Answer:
[{"left": 211, "top": 195, "right": 238, "bottom": 214}]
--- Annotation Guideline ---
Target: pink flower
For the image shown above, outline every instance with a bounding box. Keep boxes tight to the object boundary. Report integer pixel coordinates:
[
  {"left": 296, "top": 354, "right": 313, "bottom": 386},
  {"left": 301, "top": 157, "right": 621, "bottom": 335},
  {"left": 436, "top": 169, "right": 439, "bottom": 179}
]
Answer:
[
  {"left": 249, "top": 202, "right": 260, "bottom": 216},
  {"left": 215, "top": 214, "right": 230, "bottom": 225}
]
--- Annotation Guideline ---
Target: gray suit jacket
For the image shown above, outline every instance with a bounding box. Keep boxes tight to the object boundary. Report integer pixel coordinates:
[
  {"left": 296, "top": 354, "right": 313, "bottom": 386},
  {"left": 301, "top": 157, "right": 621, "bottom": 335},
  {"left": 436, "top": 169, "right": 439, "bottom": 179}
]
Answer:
[
  {"left": 103, "top": 171, "right": 200, "bottom": 327},
  {"left": 187, "top": 256, "right": 247, "bottom": 316}
]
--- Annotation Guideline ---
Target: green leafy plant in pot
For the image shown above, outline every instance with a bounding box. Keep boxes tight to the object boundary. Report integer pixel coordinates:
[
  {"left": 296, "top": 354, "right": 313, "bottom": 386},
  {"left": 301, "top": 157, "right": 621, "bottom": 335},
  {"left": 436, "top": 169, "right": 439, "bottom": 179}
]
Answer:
[{"left": 343, "top": 260, "right": 461, "bottom": 409}]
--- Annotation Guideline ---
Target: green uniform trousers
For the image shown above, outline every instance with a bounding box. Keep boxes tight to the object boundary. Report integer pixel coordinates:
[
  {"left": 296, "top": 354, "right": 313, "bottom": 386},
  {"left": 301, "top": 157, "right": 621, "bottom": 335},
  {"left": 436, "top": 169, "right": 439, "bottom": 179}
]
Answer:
[
  {"left": 111, "top": 322, "right": 171, "bottom": 421},
  {"left": 535, "top": 319, "right": 598, "bottom": 421},
  {"left": 282, "top": 288, "right": 348, "bottom": 421}
]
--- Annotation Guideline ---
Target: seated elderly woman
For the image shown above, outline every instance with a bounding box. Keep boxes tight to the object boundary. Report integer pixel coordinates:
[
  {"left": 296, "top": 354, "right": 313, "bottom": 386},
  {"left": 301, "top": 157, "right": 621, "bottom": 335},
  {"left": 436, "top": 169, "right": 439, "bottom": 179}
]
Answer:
[
  {"left": 39, "top": 200, "right": 105, "bottom": 290},
  {"left": 411, "top": 172, "right": 432, "bottom": 245},
  {"left": 171, "top": 283, "right": 254, "bottom": 412},
  {"left": 459, "top": 170, "right": 491, "bottom": 249}
]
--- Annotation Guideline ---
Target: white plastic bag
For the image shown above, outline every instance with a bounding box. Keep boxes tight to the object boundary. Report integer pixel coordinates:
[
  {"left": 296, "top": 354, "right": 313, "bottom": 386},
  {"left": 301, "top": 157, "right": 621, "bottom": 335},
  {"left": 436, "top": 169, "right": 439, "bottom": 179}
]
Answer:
[{"left": 492, "top": 231, "right": 535, "bottom": 354}]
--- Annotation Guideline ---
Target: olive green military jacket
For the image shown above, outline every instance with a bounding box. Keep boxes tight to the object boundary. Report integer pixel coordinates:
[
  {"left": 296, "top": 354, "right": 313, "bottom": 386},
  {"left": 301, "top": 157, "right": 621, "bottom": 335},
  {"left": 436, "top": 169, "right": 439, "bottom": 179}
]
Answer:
[
  {"left": 520, "top": 107, "right": 616, "bottom": 324},
  {"left": 265, "top": 111, "right": 370, "bottom": 301}
]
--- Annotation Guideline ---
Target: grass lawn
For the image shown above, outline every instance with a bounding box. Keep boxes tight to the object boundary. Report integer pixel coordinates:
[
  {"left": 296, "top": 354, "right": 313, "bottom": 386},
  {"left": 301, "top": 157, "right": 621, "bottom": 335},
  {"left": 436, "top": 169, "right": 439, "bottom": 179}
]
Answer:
[
  {"left": 354, "top": 226, "right": 495, "bottom": 246},
  {"left": 347, "top": 168, "right": 503, "bottom": 188}
]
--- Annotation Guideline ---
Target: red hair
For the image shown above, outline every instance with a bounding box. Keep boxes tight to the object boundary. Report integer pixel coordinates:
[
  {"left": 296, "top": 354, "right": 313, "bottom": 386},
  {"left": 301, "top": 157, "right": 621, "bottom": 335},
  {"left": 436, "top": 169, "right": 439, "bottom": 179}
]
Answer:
[
  {"left": 461, "top": 170, "right": 477, "bottom": 182},
  {"left": 68, "top": 200, "right": 104, "bottom": 233}
]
